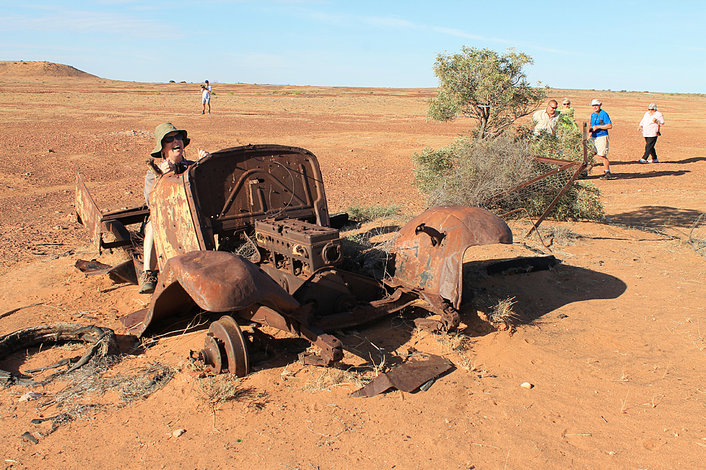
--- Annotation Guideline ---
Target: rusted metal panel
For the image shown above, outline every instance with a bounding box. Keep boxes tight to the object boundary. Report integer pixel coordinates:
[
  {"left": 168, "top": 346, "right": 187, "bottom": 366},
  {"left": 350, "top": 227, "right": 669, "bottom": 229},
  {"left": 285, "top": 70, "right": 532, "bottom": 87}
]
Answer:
[
  {"left": 187, "top": 145, "right": 331, "bottom": 235},
  {"left": 75, "top": 174, "right": 135, "bottom": 252},
  {"left": 350, "top": 354, "right": 453, "bottom": 397},
  {"left": 132, "top": 251, "right": 302, "bottom": 337},
  {"left": 391, "top": 206, "right": 512, "bottom": 309},
  {"left": 149, "top": 174, "right": 203, "bottom": 271},
  {"left": 75, "top": 174, "right": 104, "bottom": 251}
]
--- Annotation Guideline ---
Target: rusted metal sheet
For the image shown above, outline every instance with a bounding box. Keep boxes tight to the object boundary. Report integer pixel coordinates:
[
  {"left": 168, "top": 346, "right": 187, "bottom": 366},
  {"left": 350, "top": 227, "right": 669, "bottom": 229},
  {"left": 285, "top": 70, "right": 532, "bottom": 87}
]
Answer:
[
  {"left": 149, "top": 174, "right": 203, "bottom": 271},
  {"left": 350, "top": 354, "right": 453, "bottom": 397},
  {"left": 130, "top": 251, "right": 303, "bottom": 337},
  {"left": 187, "top": 144, "right": 331, "bottom": 235},
  {"left": 75, "top": 173, "right": 149, "bottom": 255},
  {"left": 391, "top": 206, "right": 512, "bottom": 309},
  {"left": 75, "top": 259, "right": 137, "bottom": 284}
]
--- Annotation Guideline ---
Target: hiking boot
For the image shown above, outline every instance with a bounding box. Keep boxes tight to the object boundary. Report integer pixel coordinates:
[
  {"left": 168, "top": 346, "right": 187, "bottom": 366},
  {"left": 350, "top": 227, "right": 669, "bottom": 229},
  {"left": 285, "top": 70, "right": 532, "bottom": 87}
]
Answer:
[
  {"left": 639, "top": 158, "right": 648, "bottom": 164},
  {"left": 139, "top": 270, "right": 158, "bottom": 294},
  {"left": 599, "top": 172, "right": 616, "bottom": 180}
]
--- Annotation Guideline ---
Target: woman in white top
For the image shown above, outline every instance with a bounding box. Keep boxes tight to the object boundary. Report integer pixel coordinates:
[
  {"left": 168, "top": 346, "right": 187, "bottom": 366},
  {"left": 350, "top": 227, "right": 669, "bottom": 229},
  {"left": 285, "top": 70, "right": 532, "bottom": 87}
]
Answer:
[{"left": 638, "top": 103, "right": 665, "bottom": 163}]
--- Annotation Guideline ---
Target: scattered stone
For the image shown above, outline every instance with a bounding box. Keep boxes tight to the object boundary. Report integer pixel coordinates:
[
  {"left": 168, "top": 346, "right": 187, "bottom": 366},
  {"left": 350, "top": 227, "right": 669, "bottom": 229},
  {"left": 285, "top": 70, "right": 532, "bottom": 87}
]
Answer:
[
  {"left": 21, "top": 431, "right": 39, "bottom": 444},
  {"left": 19, "top": 391, "right": 42, "bottom": 402},
  {"left": 520, "top": 382, "right": 533, "bottom": 389},
  {"left": 558, "top": 314, "right": 568, "bottom": 319},
  {"left": 172, "top": 428, "right": 186, "bottom": 438}
]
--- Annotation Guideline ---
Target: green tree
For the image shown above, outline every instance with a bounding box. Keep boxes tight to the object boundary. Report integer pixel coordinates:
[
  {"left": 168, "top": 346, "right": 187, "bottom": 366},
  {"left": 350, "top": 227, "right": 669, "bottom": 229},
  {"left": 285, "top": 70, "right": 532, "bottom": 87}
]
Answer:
[{"left": 428, "top": 47, "right": 545, "bottom": 138}]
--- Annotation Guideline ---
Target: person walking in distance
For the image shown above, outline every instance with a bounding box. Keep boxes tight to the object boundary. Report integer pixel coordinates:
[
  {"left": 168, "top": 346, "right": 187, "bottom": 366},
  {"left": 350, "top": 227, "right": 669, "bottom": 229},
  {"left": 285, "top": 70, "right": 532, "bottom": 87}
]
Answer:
[
  {"left": 589, "top": 99, "right": 615, "bottom": 180},
  {"left": 201, "top": 80, "right": 212, "bottom": 114},
  {"left": 638, "top": 103, "right": 665, "bottom": 163}
]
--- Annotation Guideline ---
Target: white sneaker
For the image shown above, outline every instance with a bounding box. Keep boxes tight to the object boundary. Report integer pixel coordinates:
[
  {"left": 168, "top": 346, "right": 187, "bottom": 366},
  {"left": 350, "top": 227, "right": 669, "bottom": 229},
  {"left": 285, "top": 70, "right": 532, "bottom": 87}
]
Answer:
[
  {"left": 639, "top": 158, "right": 648, "bottom": 164},
  {"left": 651, "top": 159, "right": 659, "bottom": 163}
]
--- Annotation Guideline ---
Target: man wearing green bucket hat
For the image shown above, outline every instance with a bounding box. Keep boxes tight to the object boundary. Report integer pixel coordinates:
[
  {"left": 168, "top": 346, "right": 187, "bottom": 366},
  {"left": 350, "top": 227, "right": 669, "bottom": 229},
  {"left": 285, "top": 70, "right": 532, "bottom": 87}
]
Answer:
[{"left": 140, "top": 122, "right": 210, "bottom": 293}]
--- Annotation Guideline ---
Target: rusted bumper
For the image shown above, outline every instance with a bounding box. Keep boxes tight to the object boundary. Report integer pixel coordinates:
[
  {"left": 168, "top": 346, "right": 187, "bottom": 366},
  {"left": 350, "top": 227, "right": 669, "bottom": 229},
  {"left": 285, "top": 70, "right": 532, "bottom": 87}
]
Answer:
[{"left": 390, "top": 206, "right": 512, "bottom": 310}]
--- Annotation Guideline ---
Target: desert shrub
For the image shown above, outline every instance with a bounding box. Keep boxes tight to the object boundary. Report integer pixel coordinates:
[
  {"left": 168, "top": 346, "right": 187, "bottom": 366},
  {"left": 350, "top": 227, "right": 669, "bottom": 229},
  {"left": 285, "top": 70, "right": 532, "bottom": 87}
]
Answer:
[
  {"left": 346, "top": 204, "right": 401, "bottom": 223},
  {"left": 413, "top": 134, "right": 535, "bottom": 208},
  {"left": 413, "top": 131, "right": 604, "bottom": 221}
]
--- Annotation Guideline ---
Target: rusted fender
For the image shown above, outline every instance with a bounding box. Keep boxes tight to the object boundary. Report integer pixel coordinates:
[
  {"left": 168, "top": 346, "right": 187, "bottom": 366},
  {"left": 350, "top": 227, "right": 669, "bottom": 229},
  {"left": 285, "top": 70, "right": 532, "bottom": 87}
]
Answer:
[
  {"left": 390, "top": 206, "right": 512, "bottom": 309},
  {"left": 132, "top": 251, "right": 302, "bottom": 337}
]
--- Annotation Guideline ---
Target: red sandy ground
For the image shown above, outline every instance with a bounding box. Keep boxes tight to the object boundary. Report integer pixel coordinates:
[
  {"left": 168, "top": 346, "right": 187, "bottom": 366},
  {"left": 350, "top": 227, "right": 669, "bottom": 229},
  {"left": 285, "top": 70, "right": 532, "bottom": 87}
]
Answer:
[{"left": 0, "top": 62, "right": 704, "bottom": 469}]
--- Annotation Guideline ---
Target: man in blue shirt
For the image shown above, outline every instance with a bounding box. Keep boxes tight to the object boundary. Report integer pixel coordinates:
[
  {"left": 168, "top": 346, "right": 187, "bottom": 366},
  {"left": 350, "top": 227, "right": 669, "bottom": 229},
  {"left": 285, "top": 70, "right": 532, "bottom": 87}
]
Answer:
[{"left": 589, "top": 99, "right": 615, "bottom": 179}]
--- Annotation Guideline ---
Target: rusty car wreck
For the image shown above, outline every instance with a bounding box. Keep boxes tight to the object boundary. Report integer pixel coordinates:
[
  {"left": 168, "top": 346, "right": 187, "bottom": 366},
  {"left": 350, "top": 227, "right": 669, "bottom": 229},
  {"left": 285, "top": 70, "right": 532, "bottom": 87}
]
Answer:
[{"left": 75, "top": 144, "right": 512, "bottom": 376}]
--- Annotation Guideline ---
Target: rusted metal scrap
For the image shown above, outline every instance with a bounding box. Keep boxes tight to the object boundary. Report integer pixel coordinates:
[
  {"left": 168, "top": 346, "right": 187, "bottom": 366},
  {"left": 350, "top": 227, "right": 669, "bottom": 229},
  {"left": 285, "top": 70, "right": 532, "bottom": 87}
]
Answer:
[
  {"left": 350, "top": 354, "right": 454, "bottom": 397},
  {"left": 0, "top": 324, "right": 118, "bottom": 386},
  {"left": 76, "top": 144, "right": 514, "bottom": 376},
  {"left": 389, "top": 206, "right": 513, "bottom": 332}
]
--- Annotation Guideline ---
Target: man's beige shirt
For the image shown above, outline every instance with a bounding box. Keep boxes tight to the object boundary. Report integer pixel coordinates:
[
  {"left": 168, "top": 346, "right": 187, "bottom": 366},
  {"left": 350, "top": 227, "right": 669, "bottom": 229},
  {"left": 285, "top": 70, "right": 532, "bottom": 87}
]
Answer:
[{"left": 532, "top": 109, "right": 560, "bottom": 136}]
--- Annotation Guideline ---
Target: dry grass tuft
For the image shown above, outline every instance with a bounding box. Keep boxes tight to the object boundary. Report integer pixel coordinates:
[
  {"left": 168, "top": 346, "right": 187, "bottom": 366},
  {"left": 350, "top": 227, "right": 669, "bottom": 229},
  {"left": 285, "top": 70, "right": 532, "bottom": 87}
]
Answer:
[
  {"left": 34, "top": 359, "right": 174, "bottom": 435},
  {"left": 688, "top": 214, "right": 706, "bottom": 258},
  {"left": 488, "top": 296, "right": 521, "bottom": 328},
  {"left": 195, "top": 375, "right": 249, "bottom": 408},
  {"left": 302, "top": 367, "right": 372, "bottom": 393},
  {"left": 542, "top": 225, "right": 580, "bottom": 246}
]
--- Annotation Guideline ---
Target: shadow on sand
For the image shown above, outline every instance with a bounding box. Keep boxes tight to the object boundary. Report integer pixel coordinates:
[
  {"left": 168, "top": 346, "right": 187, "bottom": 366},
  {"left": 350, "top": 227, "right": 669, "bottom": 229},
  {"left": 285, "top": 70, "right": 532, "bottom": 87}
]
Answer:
[
  {"left": 335, "top": 259, "right": 627, "bottom": 366},
  {"left": 585, "top": 169, "right": 689, "bottom": 180},
  {"left": 460, "top": 260, "right": 627, "bottom": 330},
  {"left": 609, "top": 205, "right": 704, "bottom": 229}
]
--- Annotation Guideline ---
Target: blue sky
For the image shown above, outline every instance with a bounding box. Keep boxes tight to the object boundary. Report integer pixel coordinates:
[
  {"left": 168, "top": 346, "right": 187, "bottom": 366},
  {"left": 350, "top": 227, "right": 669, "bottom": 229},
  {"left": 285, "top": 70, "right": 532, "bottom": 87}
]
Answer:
[{"left": 1, "top": 1, "right": 705, "bottom": 93}]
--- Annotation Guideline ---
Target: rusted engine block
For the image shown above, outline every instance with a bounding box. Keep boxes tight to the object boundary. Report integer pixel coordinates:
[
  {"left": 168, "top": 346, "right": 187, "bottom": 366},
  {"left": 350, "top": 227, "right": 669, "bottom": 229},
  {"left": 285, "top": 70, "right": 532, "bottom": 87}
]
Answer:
[{"left": 255, "top": 218, "right": 342, "bottom": 275}]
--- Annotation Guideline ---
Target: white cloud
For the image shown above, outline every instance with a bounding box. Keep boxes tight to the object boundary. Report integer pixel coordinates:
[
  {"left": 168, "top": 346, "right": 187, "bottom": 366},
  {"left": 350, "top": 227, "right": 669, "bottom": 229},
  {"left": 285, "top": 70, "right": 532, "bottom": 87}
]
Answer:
[{"left": 0, "top": 9, "right": 176, "bottom": 39}]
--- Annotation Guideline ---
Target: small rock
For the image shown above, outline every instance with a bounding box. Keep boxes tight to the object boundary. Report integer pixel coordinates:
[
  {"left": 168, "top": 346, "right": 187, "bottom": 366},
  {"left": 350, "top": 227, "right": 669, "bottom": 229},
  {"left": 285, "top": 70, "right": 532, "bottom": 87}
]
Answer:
[
  {"left": 21, "top": 431, "right": 39, "bottom": 444},
  {"left": 19, "top": 391, "right": 42, "bottom": 402},
  {"left": 172, "top": 428, "right": 186, "bottom": 437},
  {"left": 557, "top": 314, "right": 568, "bottom": 319},
  {"left": 520, "top": 382, "right": 533, "bottom": 389}
]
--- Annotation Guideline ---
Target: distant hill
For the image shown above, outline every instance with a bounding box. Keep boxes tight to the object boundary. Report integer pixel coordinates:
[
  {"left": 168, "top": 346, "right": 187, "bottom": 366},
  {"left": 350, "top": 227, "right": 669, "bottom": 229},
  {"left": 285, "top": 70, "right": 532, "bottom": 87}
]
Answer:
[{"left": 0, "top": 61, "right": 98, "bottom": 79}]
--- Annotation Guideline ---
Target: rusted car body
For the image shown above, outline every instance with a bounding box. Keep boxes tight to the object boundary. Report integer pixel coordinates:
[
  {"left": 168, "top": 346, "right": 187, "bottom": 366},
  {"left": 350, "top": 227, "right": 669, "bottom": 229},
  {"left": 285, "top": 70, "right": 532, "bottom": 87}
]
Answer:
[{"left": 76, "top": 144, "right": 512, "bottom": 374}]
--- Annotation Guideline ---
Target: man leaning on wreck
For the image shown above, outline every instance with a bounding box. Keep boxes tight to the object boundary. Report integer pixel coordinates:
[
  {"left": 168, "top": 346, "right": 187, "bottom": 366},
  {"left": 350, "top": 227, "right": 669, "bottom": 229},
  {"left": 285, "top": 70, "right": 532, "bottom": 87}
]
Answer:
[
  {"left": 139, "top": 122, "right": 210, "bottom": 293},
  {"left": 532, "top": 99, "right": 560, "bottom": 136}
]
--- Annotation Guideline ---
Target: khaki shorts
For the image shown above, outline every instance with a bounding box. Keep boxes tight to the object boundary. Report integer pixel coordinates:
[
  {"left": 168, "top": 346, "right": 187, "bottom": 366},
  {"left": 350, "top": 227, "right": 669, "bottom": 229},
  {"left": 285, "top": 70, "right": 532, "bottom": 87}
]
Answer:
[{"left": 593, "top": 135, "right": 609, "bottom": 156}]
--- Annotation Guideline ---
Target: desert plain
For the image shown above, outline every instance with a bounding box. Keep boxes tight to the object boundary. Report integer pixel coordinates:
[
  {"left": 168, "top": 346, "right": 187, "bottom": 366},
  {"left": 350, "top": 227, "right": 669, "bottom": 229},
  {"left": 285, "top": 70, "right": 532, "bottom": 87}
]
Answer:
[{"left": 0, "top": 61, "right": 704, "bottom": 469}]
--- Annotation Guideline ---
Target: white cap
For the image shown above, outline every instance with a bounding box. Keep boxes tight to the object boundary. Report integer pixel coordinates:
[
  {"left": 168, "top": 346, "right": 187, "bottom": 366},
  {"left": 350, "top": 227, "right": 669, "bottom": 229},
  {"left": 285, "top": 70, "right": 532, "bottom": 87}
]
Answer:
[
  {"left": 590, "top": 99, "right": 602, "bottom": 106},
  {"left": 648, "top": 103, "right": 657, "bottom": 110}
]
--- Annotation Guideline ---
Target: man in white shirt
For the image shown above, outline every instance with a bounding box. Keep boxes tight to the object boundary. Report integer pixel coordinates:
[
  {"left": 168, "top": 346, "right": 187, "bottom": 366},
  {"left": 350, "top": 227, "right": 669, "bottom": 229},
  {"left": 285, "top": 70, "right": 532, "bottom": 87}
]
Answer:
[{"left": 532, "top": 100, "right": 560, "bottom": 136}]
